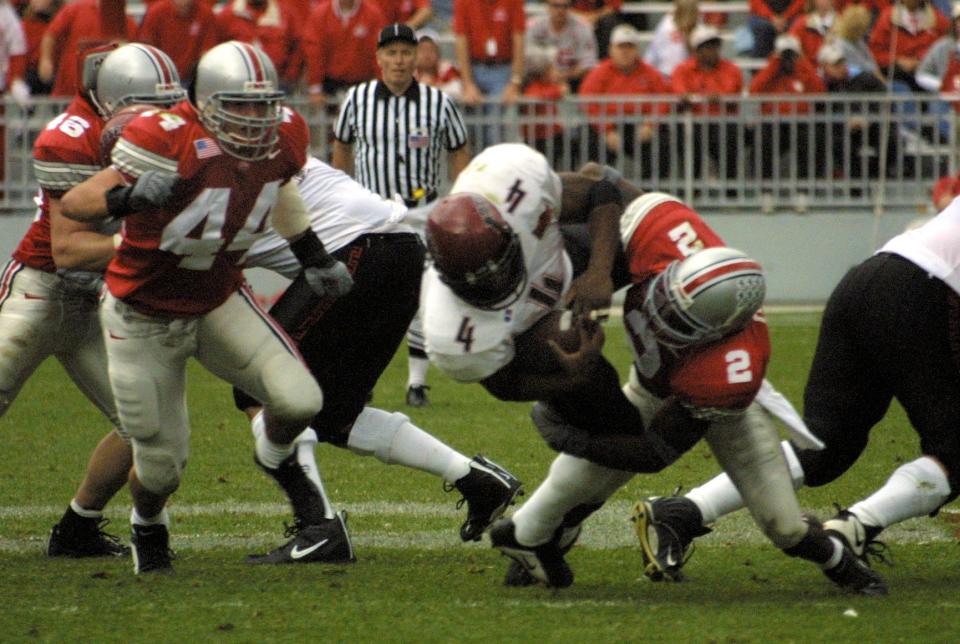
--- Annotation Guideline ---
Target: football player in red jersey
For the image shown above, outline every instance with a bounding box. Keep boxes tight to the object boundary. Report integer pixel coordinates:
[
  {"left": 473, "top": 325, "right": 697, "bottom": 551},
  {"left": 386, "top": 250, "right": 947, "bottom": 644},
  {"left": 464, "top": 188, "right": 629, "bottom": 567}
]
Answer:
[
  {"left": 0, "top": 42, "right": 186, "bottom": 560},
  {"left": 472, "top": 167, "right": 885, "bottom": 595},
  {"left": 61, "top": 41, "right": 352, "bottom": 575}
]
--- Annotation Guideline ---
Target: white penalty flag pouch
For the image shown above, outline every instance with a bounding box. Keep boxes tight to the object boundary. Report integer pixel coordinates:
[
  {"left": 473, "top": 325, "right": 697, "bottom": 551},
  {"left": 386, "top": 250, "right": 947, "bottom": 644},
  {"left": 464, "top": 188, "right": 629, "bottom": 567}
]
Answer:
[{"left": 755, "top": 379, "right": 826, "bottom": 451}]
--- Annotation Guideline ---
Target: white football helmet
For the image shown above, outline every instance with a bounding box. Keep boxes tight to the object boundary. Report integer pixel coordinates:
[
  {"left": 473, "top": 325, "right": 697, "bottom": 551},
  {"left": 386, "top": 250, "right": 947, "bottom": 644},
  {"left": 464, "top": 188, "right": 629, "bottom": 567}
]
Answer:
[
  {"left": 193, "top": 41, "right": 285, "bottom": 161},
  {"left": 643, "top": 247, "right": 766, "bottom": 348},
  {"left": 89, "top": 43, "right": 187, "bottom": 118}
]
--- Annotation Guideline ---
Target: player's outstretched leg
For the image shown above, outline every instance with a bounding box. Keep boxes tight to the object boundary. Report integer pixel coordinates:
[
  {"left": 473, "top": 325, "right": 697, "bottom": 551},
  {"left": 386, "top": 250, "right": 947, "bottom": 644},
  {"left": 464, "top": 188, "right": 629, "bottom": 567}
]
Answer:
[{"left": 631, "top": 496, "right": 712, "bottom": 581}]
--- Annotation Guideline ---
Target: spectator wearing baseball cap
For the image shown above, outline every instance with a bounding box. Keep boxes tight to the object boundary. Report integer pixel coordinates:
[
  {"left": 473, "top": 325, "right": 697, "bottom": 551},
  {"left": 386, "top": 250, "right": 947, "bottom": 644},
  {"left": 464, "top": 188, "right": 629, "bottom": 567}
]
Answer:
[
  {"left": 671, "top": 22, "right": 744, "bottom": 183},
  {"left": 303, "top": 0, "right": 388, "bottom": 108},
  {"left": 749, "top": 33, "right": 826, "bottom": 178},
  {"left": 415, "top": 27, "right": 463, "bottom": 100}
]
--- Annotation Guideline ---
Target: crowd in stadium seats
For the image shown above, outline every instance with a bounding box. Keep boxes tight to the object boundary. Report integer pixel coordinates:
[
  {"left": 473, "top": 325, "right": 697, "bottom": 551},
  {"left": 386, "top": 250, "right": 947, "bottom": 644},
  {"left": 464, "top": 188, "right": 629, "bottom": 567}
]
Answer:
[{"left": 2, "top": 0, "right": 960, "bottom": 205}]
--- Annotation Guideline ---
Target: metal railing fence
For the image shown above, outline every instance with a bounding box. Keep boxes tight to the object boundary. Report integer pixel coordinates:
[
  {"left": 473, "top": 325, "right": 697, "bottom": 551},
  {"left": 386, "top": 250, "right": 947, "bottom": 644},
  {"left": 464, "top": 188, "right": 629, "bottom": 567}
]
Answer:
[{"left": 2, "top": 93, "right": 952, "bottom": 214}]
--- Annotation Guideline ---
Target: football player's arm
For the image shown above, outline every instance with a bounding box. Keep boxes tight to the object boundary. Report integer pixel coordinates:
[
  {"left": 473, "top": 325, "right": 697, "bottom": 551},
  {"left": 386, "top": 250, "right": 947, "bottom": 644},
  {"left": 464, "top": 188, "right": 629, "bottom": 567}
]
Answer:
[
  {"left": 49, "top": 195, "right": 116, "bottom": 271},
  {"left": 448, "top": 144, "right": 471, "bottom": 181},
  {"left": 272, "top": 180, "right": 353, "bottom": 299},
  {"left": 331, "top": 140, "right": 354, "bottom": 177},
  {"left": 60, "top": 167, "right": 125, "bottom": 222}
]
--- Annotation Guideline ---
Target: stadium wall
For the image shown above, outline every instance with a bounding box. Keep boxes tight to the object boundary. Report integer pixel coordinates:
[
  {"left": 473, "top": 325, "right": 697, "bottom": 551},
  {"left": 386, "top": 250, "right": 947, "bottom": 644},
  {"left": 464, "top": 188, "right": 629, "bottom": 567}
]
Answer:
[{"left": 0, "top": 210, "right": 922, "bottom": 304}]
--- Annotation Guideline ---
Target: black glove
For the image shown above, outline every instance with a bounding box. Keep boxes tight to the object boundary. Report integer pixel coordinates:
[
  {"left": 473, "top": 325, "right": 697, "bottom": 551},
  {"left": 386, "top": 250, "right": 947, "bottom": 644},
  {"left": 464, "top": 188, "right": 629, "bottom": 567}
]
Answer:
[
  {"left": 105, "top": 170, "right": 180, "bottom": 218},
  {"left": 290, "top": 229, "right": 354, "bottom": 300}
]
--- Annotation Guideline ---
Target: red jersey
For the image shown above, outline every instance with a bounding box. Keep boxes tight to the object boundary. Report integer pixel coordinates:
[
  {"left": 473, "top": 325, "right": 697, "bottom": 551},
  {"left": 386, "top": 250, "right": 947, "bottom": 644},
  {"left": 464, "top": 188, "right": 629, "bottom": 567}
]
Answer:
[
  {"left": 578, "top": 58, "right": 671, "bottom": 131},
  {"left": 303, "top": 0, "right": 386, "bottom": 86},
  {"left": 869, "top": 4, "right": 949, "bottom": 69},
  {"left": 452, "top": 0, "right": 525, "bottom": 64},
  {"left": 670, "top": 58, "right": 743, "bottom": 115},
  {"left": 105, "top": 102, "right": 309, "bottom": 317},
  {"left": 520, "top": 80, "right": 564, "bottom": 141},
  {"left": 216, "top": 0, "right": 303, "bottom": 84},
  {"left": 139, "top": 0, "right": 219, "bottom": 83},
  {"left": 45, "top": 0, "right": 137, "bottom": 97},
  {"left": 13, "top": 97, "right": 104, "bottom": 273},
  {"left": 374, "top": 0, "right": 430, "bottom": 24},
  {"left": 932, "top": 172, "right": 960, "bottom": 207},
  {"left": 788, "top": 12, "right": 833, "bottom": 62},
  {"left": 619, "top": 194, "right": 770, "bottom": 410},
  {"left": 748, "top": 55, "right": 825, "bottom": 115}
]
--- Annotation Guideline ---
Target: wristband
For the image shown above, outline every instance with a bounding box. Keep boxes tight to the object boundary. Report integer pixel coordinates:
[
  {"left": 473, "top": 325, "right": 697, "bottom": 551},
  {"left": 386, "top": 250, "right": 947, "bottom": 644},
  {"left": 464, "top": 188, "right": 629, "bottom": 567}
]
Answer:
[
  {"left": 105, "top": 185, "right": 133, "bottom": 219},
  {"left": 113, "top": 233, "right": 122, "bottom": 249},
  {"left": 289, "top": 229, "right": 334, "bottom": 268}
]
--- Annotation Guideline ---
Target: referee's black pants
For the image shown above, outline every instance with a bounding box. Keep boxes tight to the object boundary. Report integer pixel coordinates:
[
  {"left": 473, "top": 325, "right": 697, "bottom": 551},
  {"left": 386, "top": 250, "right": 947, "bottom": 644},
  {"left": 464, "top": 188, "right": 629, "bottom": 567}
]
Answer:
[
  {"left": 797, "top": 252, "right": 960, "bottom": 500},
  {"left": 234, "top": 233, "right": 425, "bottom": 444}
]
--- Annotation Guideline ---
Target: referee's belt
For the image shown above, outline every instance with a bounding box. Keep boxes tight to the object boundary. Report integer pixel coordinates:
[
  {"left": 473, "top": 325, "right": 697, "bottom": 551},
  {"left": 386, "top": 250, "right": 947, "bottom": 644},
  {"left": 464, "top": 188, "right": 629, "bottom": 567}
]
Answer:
[{"left": 403, "top": 190, "right": 438, "bottom": 209}]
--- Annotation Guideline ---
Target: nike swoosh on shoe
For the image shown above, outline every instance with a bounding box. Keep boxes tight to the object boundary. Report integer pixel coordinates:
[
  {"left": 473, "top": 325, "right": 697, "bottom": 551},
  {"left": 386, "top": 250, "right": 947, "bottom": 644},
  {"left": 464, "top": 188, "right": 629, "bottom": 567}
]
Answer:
[{"left": 290, "top": 538, "right": 329, "bottom": 560}]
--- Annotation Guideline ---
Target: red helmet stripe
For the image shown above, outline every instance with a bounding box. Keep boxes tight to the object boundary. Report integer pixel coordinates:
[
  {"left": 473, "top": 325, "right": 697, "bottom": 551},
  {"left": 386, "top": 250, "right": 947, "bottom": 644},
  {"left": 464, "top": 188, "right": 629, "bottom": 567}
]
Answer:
[
  {"left": 237, "top": 41, "right": 265, "bottom": 82},
  {"left": 681, "top": 258, "right": 763, "bottom": 297}
]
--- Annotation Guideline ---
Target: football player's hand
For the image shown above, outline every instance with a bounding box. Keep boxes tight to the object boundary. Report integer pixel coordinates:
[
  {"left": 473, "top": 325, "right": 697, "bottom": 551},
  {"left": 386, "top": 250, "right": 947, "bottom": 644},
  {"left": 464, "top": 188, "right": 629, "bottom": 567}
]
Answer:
[
  {"left": 105, "top": 170, "right": 181, "bottom": 218},
  {"left": 565, "top": 270, "right": 613, "bottom": 319},
  {"left": 304, "top": 260, "right": 354, "bottom": 300},
  {"left": 548, "top": 317, "right": 604, "bottom": 379}
]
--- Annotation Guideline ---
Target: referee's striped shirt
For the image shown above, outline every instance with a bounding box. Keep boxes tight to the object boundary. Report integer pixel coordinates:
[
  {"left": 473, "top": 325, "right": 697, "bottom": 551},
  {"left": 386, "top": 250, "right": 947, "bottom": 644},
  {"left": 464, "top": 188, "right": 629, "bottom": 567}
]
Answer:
[{"left": 334, "top": 80, "right": 468, "bottom": 203}]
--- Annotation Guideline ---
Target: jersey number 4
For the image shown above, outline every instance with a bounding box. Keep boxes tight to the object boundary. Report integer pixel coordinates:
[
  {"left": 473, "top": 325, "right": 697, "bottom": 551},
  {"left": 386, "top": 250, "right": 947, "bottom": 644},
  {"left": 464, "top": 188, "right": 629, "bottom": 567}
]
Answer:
[{"left": 159, "top": 182, "right": 280, "bottom": 270}]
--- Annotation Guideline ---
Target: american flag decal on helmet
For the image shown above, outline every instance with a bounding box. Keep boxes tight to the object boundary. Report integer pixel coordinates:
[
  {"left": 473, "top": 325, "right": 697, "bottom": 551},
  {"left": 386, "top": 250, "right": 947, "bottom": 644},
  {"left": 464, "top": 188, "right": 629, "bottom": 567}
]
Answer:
[{"left": 194, "top": 137, "right": 222, "bottom": 159}]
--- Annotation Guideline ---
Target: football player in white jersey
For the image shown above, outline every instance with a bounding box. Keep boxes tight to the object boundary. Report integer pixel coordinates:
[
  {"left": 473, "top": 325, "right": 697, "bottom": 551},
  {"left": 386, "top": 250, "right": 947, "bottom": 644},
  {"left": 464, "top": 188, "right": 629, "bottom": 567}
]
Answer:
[
  {"left": 634, "top": 200, "right": 960, "bottom": 589},
  {"left": 234, "top": 156, "right": 523, "bottom": 562}
]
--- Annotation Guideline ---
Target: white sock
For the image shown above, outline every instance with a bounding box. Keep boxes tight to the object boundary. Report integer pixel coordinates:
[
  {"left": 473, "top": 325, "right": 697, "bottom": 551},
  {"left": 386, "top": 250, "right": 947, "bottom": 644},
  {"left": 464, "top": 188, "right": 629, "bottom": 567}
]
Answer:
[
  {"left": 686, "top": 440, "right": 803, "bottom": 524},
  {"left": 294, "top": 428, "right": 335, "bottom": 520},
  {"left": 70, "top": 500, "right": 102, "bottom": 519},
  {"left": 407, "top": 356, "right": 430, "bottom": 389},
  {"left": 255, "top": 431, "right": 293, "bottom": 470},
  {"left": 131, "top": 507, "right": 169, "bottom": 527},
  {"left": 513, "top": 454, "right": 632, "bottom": 546},
  {"left": 346, "top": 407, "right": 471, "bottom": 482},
  {"left": 250, "top": 409, "right": 266, "bottom": 440},
  {"left": 849, "top": 456, "right": 952, "bottom": 529}
]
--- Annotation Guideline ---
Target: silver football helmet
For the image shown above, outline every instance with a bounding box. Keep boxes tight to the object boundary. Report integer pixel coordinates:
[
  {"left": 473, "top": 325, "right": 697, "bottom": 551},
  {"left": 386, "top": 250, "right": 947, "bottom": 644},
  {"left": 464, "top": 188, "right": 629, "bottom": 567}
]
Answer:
[
  {"left": 643, "top": 246, "right": 766, "bottom": 348},
  {"left": 91, "top": 43, "right": 187, "bottom": 118},
  {"left": 193, "top": 41, "right": 285, "bottom": 161}
]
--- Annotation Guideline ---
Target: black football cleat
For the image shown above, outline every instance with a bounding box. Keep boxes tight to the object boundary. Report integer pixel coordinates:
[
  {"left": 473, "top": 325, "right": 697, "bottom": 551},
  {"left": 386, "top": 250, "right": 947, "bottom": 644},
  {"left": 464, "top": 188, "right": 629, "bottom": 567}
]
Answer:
[
  {"left": 490, "top": 518, "right": 574, "bottom": 589},
  {"left": 47, "top": 514, "right": 130, "bottom": 558},
  {"left": 823, "top": 507, "right": 891, "bottom": 566},
  {"left": 405, "top": 385, "right": 430, "bottom": 407},
  {"left": 631, "top": 496, "right": 711, "bottom": 582},
  {"left": 247, "top": 511, "right": 356, "bottom": 564},
  {"left": 131, "top": 524, "right": 174, "bottom": 574},
  {"left": 448, "top": 455, "right": 523, "bottom": 541},
  {"left": 504, "top": 525, "right": 581, "bottom": 587},
  {"left": 823, "top": 543, "right": 889, "bottom": 596}
]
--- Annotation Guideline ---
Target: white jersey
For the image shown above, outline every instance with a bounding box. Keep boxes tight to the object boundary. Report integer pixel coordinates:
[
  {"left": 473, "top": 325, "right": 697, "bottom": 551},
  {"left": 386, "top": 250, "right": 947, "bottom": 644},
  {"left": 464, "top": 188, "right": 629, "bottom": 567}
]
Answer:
[
  {"left": 879, "top": 197, "right": 960, "bottom": 296},
  {"left": 422, "top": 143, "right": 570, "bottom": 382},
  {"left": 245, "top": 157, "right": 413, "bottom": 278}
]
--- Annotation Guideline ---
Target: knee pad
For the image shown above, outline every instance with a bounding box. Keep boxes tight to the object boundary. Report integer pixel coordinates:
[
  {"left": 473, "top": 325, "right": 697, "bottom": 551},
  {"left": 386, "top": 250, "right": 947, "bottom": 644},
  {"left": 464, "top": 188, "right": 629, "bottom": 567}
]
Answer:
[
  {"left": 345, "top": 407, "right": 408, "bottom": 463},
  {"left": 259, "top": 353, "right": 323, "bottom": 429},
  {"left": 133, "top": 440, "right": 186, "bottom": 497}
]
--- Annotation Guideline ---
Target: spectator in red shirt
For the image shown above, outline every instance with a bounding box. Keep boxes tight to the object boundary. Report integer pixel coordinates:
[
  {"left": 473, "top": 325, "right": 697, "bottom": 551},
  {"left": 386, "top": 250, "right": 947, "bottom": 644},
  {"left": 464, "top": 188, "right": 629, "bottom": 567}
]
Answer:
[
  {"left": 375, "top": 0, "right": 432, "bottom": 27},
  {"left": 21, "top": 0, "right": 61, "bottom": 95},
  {"left": 38, "top": 0, "right": 137, "bottom": 97},
  {"left": 303, "top": 0, "right": 387, "bottom": 107},
  {"left": 579, "top": 24, "right": 671, "bottom": 177},
  {"left": 671, "top": 24, "right": 744, "bottom": 181},
  {"left": 870, "top": 0, "right": 949, "bottom": 90},
  {"left": 750, "top": 34, "right": 826, "bottom": 177},
  {"left": 520, "top": 46, "right": 568, "bottom": 167},
  {"left": 414, "top": 28, "right": 462, "bottom": 100},
  {"left": 216, "top": 0, "right": 303, "bottom": 92},
  {"left": 789, "top": 0, "right": 838, "bottom": 61},
  {"left": 749, "top": 0, "right": 806, "bottom": 57},
  {"left": 139, "top": 0, "right": 218, "bottom": 89}
]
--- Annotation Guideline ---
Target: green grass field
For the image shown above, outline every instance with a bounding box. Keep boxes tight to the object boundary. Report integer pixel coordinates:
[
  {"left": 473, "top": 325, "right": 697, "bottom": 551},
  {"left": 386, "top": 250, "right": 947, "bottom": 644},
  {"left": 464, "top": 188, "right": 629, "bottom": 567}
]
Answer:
[{"left": 1, "top": 311, "right": 957, "bottom": 642}]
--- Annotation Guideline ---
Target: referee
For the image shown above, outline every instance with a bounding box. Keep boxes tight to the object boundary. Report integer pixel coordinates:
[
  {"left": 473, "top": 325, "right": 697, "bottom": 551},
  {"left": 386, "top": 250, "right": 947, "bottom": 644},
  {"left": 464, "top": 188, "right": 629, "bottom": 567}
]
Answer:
[{"left": 333, "top": 23, "right": 471, "bottom": 408}]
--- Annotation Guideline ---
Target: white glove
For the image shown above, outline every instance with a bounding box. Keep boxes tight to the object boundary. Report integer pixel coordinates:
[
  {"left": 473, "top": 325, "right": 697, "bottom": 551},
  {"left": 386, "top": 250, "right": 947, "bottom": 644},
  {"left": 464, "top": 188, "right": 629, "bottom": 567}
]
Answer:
[
  {"left": 303, "top": 260, "right": 354, "bottom": 300},
  {"left": 9, "top": 78, "right": 30, "bottom": 109}
]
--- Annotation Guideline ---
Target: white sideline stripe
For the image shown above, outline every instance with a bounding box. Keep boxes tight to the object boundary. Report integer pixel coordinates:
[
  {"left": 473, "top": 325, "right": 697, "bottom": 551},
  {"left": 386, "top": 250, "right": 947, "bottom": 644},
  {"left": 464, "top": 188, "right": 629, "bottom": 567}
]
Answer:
[{"left": 0, "top": 502, "right": 953, "bottom": 554}]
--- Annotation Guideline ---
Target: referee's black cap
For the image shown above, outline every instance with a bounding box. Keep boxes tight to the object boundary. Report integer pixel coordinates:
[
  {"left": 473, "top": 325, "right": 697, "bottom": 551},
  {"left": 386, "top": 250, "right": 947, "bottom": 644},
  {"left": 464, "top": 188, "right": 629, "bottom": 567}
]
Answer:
[{"left": 378, "top": 23, "right": 418, "bottom": 48}]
